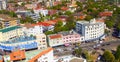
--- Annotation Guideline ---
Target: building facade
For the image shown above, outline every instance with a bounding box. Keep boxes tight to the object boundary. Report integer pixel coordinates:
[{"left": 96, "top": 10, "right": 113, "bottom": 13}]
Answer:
[
  {"left": 0, "top": 14, "right": 20, "bottom": 28},
  {"left": 0, "top": 26, "right": 23, "bottom": 41},
  {"left": 36, "top": 34, "right": 47, "bottom": 50},
  {"left": 48, "top": 34, "right": 63, "bottom": 47},
  {"left": 59, "top": 31, "right": 84, "bottom": 44},
  {"left": 23, "top": 24, "right": 43, "bottom": 36},
  {"left": 0, "top": 0, "right": 7, "bottom": 10},
  {"left": 48, "top": 31, "right": 84, "bottom": 47},
  {"left": 0, "top": 34, "right": 47, "bottom": 51},
  {"left": 76, "top": 19, "right": 105, "bottom": 41}
]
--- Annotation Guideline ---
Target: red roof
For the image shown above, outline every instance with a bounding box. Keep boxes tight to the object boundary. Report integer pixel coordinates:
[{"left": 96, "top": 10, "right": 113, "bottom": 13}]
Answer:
[
  {"left": 61, "top": 7, "right": 69, "bottom": 11},
  {"left": 10, "top": 50, "right": 26, "bottom": 61},
  {"left": 37, "top": 22, "right": 52, "bottom": 26},
  {"left": 49, "top": 34, "right": 62, "bottom": 39},
  {"left": 32, "top": 18, "right": 63, "bottom": 27},
  {"left": 48, "top": 10, "right": 57, "bottom": 15},
  {"left": 54, "top": 1, "right": 61, "bottom": 6},
  {"left": 99, "top": 12, "right": 113, "bottom": 17}
]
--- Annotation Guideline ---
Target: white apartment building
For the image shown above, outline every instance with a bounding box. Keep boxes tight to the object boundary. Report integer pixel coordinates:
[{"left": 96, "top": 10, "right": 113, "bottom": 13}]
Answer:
[
  {"left": 33, "top": 8, "right": 48, "bottom": 17},
  {"left": 76, "top": 19, "right": 105, "bottom": 41},
  {"left": 23, "top": 24, "right": 43, "bottom": 36}
]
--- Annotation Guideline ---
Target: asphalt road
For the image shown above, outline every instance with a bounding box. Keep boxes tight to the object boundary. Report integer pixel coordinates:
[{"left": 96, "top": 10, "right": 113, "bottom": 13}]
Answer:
[{"left": 54, "top": 40, "right": 120, "bottom": 56}]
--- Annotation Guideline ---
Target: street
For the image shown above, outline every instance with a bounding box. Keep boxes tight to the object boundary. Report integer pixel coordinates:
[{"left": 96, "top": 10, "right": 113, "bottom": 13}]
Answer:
[{"left": 53, "top": 39, "right": 120, "bottom": 56}]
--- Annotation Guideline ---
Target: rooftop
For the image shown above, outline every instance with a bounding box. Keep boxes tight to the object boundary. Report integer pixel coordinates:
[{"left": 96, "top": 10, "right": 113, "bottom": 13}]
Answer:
[
  {"left": 14, "top": 48, "right": 53, "bottom": 62},
  {"left": 77, "top": 19, "right": 103, "bottom": 25},
  {"left": 0, "top": 26, "right": 22, "bottom": 33},
  {"left": 49, "top": 34, "right": 62, "bottom": 39},
  {"left": 0, "top": 14, "right": 17, "bottom": 21},
  {"left": 28, "top": 48, "right": 53, "bottom": 62},
  {"left": 1, "top": 36, "right": 36, "bottom": 44},
  {"left": 58, "top": 31, "right": 78, "bottom": 36}
]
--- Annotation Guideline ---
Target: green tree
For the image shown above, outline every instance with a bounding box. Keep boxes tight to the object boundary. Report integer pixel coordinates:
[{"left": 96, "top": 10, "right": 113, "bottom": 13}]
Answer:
[
  {"left": 45, "top": 31, "right": 54, "bottom": 35},
  {"left": 64, "top": 11, "right": 72, "bottom": 15},
  {"left": 21, "top": 2, "right": 25, "bottom": 6},
  {"left": 74, "top": 47, "right": 82, "bottom": 57},
  {"left": 20, "top": 17, "right": 35, "bottom": 23},
  {"left": 115, "top": 45, "right": 120, "bottom": 61},
  {"left": 85, "top": 15, "right": 93, "bottom": 21},
  {"left": 117, "top": 23, "right": 120, "bottom": 30},
  {"left": 65, "top": 16, "right": 75, "bottom": 30},
  {"left": 102, "top": 50, "right": 115, "bottom": 62},
  {"left": 54, "top": 21, "right": 63, "bottom": 33},
  {"left": 105, "top": 20, "right": 114, "bottom": 29}
]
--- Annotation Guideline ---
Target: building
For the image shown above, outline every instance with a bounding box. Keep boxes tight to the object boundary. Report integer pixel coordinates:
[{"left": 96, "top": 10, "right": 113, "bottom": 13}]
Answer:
[
  {"left": 0, "top": 0, "right": 7, "bottom": 10},
  {"left": 58, "top": 31, "right": 84, "bottom": 44},
  {"left": 28, "top": 48, "right": 54, "bottom": 62},
  {"left": 0, "top": 55, "right": 3, "bottom": 62},
  {"left": 76, "top": 19, "right": 105, "bottom": 41},
  {"left": 10, "top": 50, "right": 26, "bottom": 61},
  {"left": 0, "top": 14, "right": 20, "bottom": 28},
  {"left": 0, "top": 26, "right": 23, "bottom": 41},
  {"left": 23, "top": 23, "right": 43, "bottom": 36},
  {"left": 48, "top": 31, "right": 84, "bottom": 47},
  {"left": 36, "top": 34, "right": 47, "bottom": 50},
  {"left": 0, "top": 33, "right": 47, "bottom": 51},
  {"left": 33, "top": 8, "right": 48, "bottom": 16},
  {"left": 48, "top": 34, "right": 63, "bottom": 47},
  {"left": 4, "top": 48, "right": 54, "bottom": 62}
]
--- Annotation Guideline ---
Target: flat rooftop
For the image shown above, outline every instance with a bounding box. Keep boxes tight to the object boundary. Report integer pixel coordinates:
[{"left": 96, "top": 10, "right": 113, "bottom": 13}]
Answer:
[
  {"left": 1, "top": 36, "right": 36, "bottom": 44},
  {"left": 0, "top": 26, "right": 22, "bottom": 33}
]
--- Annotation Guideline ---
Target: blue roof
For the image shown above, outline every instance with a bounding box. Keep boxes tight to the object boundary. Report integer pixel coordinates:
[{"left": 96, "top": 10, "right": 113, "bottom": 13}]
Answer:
[
  {"left": 0, "top": 26, "right": 22, "bottom": 33},
  {"left": 1, "top": 36, "right": 36, "bottom": 44}
]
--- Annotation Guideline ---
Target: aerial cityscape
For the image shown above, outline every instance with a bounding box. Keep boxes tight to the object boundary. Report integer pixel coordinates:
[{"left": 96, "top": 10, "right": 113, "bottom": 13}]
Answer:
[{"left": 0, "top": 0, "right": 120, "bottom": 62}]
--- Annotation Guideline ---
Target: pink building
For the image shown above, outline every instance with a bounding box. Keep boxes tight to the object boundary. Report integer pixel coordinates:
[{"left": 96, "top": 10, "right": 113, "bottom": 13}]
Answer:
[
  {"left": 48, "top": 31, "right": 84, "bottom": 47},
  {"left": 59, "top": 31, "right": 84, "bottom": 44}
]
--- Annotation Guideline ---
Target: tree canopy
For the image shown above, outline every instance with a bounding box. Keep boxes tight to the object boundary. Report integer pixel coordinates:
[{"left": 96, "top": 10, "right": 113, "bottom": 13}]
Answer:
[
  {"left": 115, "top": 45, "right": 120, "bottom": 61},
  {"left": 102, "top": 50, "right": 115, "bottom": 62}
]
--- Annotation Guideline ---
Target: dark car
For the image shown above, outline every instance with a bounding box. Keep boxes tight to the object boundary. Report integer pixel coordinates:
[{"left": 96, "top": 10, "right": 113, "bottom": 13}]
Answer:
[
  {"left": 106, "top": 43, "right": 110, "bottom": 45},
  {"left": 101, "top": 48, "right": 105, "bottom": 51}
]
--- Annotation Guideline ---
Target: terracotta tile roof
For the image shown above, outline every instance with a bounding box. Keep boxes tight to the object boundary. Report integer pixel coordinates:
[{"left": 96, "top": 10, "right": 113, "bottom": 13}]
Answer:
[
  {"left": 28, "top": 48, "right": 53, "bottom": 62},
  {"left": 48, "top": 10, "right": 57, "bottom": 15},
  {"left": 99, "top": 12, "right": 113, "bottom": 17},
  {"left": 96, "top": 19, "right": 105, "bottom": 22},
  {"left": 61, "top": 7, "right": 69, "bottom": 11},
  {"left": 10, "top": 50, "right": 26, "bottom": 61},
  {"left": 49, "top": 34, "right": 62, "bottom": 39},
  {"left": 54, "top": 1, "right": 61, "bottom": 6}
]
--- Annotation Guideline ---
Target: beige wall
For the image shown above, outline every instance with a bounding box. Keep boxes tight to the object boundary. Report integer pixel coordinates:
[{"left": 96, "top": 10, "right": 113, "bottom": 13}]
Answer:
[{"left": 0, "top": 28, "right": 23, "bottom": 41}]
